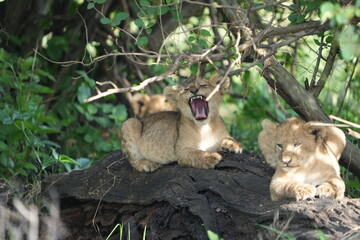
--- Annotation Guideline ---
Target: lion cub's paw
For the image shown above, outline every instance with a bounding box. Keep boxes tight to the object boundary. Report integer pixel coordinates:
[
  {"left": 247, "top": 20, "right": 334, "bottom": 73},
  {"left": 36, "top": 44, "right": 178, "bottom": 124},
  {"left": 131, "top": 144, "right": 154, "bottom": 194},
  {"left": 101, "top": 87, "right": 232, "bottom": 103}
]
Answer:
[
  {"left": 316, "top": 183, "right": 338, "bottom": 199},
  {"left": 134, "top": 159, "right": 162, "bottom": 172},
  {"left": 200, "top": 152, "right": 222, "bottom": 169},
  {"left": 295, "top": 184, "right": 317, "bottom": 201},
  {"left": 221, "top": 138, "right": 243, "bottom": 154}
]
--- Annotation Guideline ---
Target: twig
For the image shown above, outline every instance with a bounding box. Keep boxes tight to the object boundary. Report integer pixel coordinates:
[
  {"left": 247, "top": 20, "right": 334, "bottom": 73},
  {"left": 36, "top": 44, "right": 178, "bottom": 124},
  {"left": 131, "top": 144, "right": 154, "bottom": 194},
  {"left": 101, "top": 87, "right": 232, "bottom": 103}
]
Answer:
[
  {"left": 85, "top": 57, "right": 182, "bottom": 102},
  {"left": 310, "top": 35, "right": 324, "bottom": 88},
  {"left": 249, "top": 0, "right": 287, "bottom": 12},
  {"left": 311, "top": 29, "right": 340, "bottom": 97},
  {"left": 308, "top": 122, "right": 349, "bottom": 128},
  {"left": 329, "top": 115, "right": 360, "bottom": 129},
  {"left": 206, "top": 29, "right": 242, "bottom": 101},
  {"left": 336, "top": 57, "right": 359, "bottom": 115},
  {"left": 346, "top": 129, "right": 360, "bottom": 139}
]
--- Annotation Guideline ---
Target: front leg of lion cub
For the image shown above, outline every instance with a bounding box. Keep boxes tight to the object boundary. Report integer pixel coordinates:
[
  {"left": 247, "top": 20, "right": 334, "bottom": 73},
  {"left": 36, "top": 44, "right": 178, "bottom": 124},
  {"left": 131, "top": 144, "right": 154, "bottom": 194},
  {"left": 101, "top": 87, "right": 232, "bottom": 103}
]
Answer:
[
  {"left": 176, "top": 147, "right": 222, "bottom": 169},
  {"left": 270, "top": 178, "right": 317, "bottom": 201},
  {"left": 316, "top": 177, "right": 345, "bottom": 200}
]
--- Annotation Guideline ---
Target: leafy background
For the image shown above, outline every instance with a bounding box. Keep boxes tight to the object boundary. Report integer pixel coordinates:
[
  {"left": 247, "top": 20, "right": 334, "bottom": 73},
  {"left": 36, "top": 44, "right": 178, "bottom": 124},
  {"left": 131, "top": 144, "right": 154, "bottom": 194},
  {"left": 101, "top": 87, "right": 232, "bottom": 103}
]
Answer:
[{"left": 0, "top": 0, "right": 359, "bottom": 204}]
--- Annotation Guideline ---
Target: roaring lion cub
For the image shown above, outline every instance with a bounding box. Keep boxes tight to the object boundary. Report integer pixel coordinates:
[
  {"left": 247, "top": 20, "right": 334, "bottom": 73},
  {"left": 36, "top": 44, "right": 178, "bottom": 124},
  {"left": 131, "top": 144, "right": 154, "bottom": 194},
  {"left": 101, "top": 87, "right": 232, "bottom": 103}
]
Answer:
[
  {"left": 121, "top": 75, "right": 243, "bottom": 172},
  {"left": 258, "top": 117, "right": 346, "bottom": 201}
]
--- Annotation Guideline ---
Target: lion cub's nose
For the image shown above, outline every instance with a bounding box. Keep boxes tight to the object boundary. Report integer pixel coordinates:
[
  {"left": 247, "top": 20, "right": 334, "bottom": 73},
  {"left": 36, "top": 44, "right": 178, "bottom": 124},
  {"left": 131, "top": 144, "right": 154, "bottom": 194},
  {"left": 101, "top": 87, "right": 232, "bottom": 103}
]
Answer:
[
  {"left": 282, "top": 159, "right": 292, "bottom": 165},
  {"left": 190, "top": 88, "right": 199, "bottom": 94}
]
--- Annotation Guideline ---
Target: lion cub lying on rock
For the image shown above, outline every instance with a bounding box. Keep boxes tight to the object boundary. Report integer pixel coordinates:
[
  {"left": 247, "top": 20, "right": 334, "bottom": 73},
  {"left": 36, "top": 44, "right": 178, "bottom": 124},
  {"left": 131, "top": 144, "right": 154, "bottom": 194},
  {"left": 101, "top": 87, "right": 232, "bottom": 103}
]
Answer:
[
  {"left": 258, "top": 117, "right": 346, "bottom": 201},
  {"left": 121, "top": 75, "right": 243, "bottom": 172}
]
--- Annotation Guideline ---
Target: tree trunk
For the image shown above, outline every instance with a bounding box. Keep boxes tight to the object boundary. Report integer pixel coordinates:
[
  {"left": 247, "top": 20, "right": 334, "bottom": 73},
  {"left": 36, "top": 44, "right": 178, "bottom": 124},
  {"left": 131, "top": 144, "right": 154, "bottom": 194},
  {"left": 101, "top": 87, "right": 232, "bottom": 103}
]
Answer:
[{"left": 42, "top": 151, "right": 360, "bottom": 240}]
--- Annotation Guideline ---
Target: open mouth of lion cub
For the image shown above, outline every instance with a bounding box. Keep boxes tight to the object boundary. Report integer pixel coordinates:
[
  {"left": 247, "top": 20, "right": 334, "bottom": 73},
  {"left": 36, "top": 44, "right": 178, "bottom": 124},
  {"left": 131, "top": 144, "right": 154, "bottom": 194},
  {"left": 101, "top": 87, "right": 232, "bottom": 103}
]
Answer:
[{"left": 189, "top": 95, "right": 209, "bottom": 120}]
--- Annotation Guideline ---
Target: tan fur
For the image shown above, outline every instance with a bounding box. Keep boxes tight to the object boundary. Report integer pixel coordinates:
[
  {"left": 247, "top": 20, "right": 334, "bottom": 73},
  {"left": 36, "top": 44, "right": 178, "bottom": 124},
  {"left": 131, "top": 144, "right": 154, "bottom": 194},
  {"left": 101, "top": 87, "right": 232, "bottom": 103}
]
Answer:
[
  {"left": 130, "top": 93, "right": 175, "bottom": 118},
  {"left": 258, "top": 117, "right": 346, "bottom": 201},
  {"left": 121, "top": 75, "right": 243, "bottom": 172}
]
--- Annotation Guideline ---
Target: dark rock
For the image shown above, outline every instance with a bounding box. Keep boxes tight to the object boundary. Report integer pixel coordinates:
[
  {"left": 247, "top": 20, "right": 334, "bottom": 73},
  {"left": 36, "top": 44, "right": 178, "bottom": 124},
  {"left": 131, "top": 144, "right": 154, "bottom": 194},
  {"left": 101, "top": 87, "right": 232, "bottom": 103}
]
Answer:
[{"left": 42, "top": 150, "right": 360, "bottom": 240}]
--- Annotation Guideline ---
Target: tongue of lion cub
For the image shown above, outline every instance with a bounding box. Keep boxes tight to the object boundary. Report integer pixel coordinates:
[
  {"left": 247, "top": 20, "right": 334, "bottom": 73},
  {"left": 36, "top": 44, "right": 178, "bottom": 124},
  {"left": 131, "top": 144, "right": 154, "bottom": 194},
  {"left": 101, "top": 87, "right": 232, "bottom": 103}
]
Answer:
[{"left": 189, "top": 96, "right": 208, "bottom": 120}]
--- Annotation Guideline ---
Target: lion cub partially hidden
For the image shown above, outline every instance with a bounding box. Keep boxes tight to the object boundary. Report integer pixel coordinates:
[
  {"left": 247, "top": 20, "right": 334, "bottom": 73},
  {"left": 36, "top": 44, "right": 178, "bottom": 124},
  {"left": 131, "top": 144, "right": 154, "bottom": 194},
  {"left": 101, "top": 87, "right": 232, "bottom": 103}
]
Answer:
[
  {"left": 121, "top": 75, "right": 243, "bottom": 172},
  {"left": 258, "top": 117, "right": 346, "bottom": 201}
]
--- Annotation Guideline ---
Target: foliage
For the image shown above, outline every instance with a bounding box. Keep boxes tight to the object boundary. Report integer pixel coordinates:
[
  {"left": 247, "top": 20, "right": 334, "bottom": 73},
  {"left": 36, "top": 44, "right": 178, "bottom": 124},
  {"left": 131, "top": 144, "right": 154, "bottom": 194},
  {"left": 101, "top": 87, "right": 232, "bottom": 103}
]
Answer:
[
  {"left": 0, "top": 47, "right": 125, "bottom": 178},
  {"left": 0, "top": 0, "right": 359, "bottom": 195}
]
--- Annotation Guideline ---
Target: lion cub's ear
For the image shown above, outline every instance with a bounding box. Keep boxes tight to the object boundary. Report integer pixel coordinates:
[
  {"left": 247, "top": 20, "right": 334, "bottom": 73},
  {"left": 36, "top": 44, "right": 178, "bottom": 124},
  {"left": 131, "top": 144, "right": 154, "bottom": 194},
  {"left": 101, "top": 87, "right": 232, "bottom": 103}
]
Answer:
[
  {"left": 164, "top": 85, "right": 184, "bottom": 106},
  {"left": 258, "top": 119, "right": 278, "bottom": 168},
  {"left": 209, "top": 74, "right": 230, "bottom": 95},
  {"left": 261, "top": 119, "right": 277, "bottom": 133},
  {"left": 303, "top": 122, "right": 327, "bottom": 141}
]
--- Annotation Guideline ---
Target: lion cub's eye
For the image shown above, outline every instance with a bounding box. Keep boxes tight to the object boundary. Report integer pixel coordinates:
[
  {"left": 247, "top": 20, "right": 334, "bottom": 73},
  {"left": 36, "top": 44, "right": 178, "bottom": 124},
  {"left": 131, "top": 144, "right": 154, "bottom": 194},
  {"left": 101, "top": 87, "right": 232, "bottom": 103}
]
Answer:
[
  {"left": 184, "top": 88, "right": 190, "bottom": 91},
  {"left": 294, "top": 143, "right": 301, "bottom": 148},
  {"left": 200, "top": 84, "right": 207, "bottom": 88},
  {"left": 276, "top": 144, "right": 282, "bottom": 149}
]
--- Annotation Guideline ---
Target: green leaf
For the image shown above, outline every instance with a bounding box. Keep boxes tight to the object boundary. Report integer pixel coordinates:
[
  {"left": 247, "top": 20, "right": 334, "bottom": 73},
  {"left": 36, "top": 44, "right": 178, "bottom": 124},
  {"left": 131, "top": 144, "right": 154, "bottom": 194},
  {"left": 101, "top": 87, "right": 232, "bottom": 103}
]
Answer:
[
  {"left": 36, "top": 125, "right": 61, "bottom": 134},
  {"left": 30, "top": 83, "right": 55, "bottom": 94},
  {"left": 139, "top": 0, "right": 150, "bottom": 6},
  {"left": 95, "top": 116, "right": 111, "bottom": 128},
  {"left": 112, "top": 12, "right": 129, "bottom": 26},
  {"left": 197, "top": 39, "right": 208, "bottom": 48},
  {"left": 0, "top": 141, "right": 7, "bottom": 151},
  {"left": 109, "top": 104, "right": 127, "bottom": 122},
  {"left": 84, "top": 133, "right": 94, "bottom": 143},
  {"left": 188, "top": 35, "right": 196, "bottom": 42},
  {"left": 100, "top": 17, "right": 111, "bottom": 24},
  {"left": 0, "top": 152, "right": 9, "bottom": 167},
  {"left": 288, "top": 13, "right": 297, "bottom": 23},
  {"left": 35, "top": 69, "right": 56, "bottom": 82},
  {"left": 59, "top": 155, "right": 79, "bottom": 165},
  {"left": 200, "top": 29, "right": 211, "bottom": 37},
  {"left": 314, "top": 39, "right": 321, "bottom": 46},
  {"left": 87, "top": 104, "right": 98, "bottom": 114},
  {"left": 0, "top": 109, "right": 13, "bottom": 125},
  {"left": 74, "top": 158, "right": 91, "bottom": 170},
  {"left": 102, "top": 103, "right": 114, "bottom": 113},
  {"left": 94, "top": 0, "right": 107, "bottom": 4},
  {"left": 157, "top": 6, "right": 170, "bottom": 15},
  {"left": 145, "top": 27, "right": 152, "bottom": 34},
  {"left": 96, "top": 141, "right": 112, "bottom": 152},
  {"left": 207, "top": 230, "right": 223, "bottom": 240},
  {"left": 41, "top": 156, "right": 57, "bottom": 170},
  {"left": 325, "top": 36, "right": 333, "bottom": 43},
  {"left": 346, "top": 179, "right": 360, "bottom": 189},
  {"left": 134, "top": 19, "right": 144, "bottom": 28},
  {"left": 77, "top": 83, "right": 91, "bottom": 103},
  {"left": 136, "top": 36, "right": 148, "bottom": 47},
  {"left": 87, "top": 3, "right": 95, "bottom": 9},
  {"left": 190, "top": 64, "right": 198, "bottom": 76},
  {"left": 21, "top": 162, "right": 38, "bottom": 171},
  {"left": 296, "top": 15, "right": 305, "bottom": 23}
]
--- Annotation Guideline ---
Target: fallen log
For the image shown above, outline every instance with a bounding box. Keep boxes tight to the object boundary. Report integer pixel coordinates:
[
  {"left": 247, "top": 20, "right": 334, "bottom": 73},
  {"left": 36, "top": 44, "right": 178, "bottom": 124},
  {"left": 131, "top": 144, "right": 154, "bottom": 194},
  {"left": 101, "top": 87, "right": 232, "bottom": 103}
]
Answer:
[{"left": 42, "top": 150, "right": 360, "bottom": 240}]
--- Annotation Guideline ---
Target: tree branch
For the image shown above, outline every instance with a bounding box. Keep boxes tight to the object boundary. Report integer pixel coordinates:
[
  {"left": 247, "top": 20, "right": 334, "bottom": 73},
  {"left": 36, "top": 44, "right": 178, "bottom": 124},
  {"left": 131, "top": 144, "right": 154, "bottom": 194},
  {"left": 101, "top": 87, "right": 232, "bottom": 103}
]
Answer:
[{"left": 310, "top": 29, "right": 340, "bottom": 97}]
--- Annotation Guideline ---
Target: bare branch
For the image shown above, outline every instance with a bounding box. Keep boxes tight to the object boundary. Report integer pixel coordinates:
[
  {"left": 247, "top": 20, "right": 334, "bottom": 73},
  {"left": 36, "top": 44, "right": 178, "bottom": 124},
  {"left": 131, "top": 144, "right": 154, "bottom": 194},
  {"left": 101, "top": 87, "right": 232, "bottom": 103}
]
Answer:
[
  {"left": 310, "top": 35, "right": 324, "bottom": 88},
  {"left": 206, "top": 29, "right": 242, "bottom": 101},
  {"left": 336, "top": 57, "right": 359, "bottom": 115},
  {"left": 84, "top": 57, "right": 183, "bottom": 102},
  {"left": 249, "top": 0, "right": 288, "bottom": 12},
  {"left": 329, "top": 115, "right": 360, "bottom": 129},
  {"left": 308, "top": 122, "right": 350, "bottom": 128},
  {"left": 346, "top": 129, "right": 360, "bottom": 139},
  {"left": 310, "top": 29, "right": 340, "bottom": 97}
]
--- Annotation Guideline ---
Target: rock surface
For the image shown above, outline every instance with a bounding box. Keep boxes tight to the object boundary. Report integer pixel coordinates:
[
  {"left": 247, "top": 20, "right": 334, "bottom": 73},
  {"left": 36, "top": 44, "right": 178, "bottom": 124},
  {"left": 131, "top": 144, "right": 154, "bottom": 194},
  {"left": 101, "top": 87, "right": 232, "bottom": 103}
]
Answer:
[{"left": 42, "top": 150, "right": 360, "bottom": 240}]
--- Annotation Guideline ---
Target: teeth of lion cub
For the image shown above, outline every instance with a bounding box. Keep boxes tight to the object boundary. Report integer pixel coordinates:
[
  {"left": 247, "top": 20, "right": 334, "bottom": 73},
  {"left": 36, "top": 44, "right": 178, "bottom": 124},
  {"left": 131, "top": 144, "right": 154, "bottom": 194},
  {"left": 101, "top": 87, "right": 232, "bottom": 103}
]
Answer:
[{"left": 189, "top": 95, "right": 204, "bottom": 102}]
